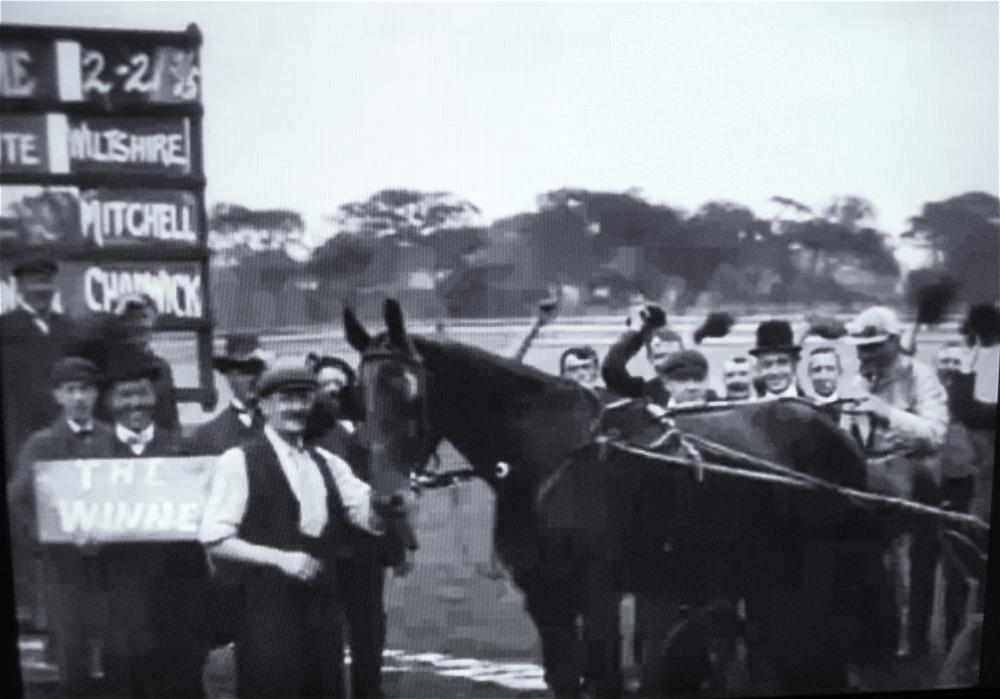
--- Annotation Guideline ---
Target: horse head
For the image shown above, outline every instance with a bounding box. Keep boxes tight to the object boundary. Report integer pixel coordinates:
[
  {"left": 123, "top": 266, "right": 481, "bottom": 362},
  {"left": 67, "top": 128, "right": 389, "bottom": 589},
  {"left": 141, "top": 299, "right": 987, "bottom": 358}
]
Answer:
[{"left": 343, "top": 299, "right": 437, "bottom": 496}]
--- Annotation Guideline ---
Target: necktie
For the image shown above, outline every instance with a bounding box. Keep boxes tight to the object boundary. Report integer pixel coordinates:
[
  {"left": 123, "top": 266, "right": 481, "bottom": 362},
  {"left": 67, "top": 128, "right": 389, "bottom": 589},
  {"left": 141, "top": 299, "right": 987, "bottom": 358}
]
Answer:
[{"left": 126, "top": 435, "right": 146, "bottom": 455}]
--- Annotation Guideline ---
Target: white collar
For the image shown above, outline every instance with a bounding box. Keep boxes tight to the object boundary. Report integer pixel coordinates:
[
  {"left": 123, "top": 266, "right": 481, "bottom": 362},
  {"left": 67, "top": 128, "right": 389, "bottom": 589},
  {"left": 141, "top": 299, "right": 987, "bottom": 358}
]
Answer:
[
  {"left": 264, "top": 424, "right": 306, "bottom": 455},
  {"left": 67, "top": 419, "right": 95, "bottom": 434},
  {"left": 116, "top": 422, "right": 155, "bottom": 451},
  {"left": 764, "top": 383, "right": 800, "bottom": 400},
  {"left": 812, "top": 391, "right": 840, "bottom": 405},
  {"left": 230, "top": 398, "right": 250, "bottom": 413},
  {"left": 18, "top": 300, "right": 47, "bottom": 317},
  {"left": 337, "top": 419, "right": 355, "bottom": 434}
]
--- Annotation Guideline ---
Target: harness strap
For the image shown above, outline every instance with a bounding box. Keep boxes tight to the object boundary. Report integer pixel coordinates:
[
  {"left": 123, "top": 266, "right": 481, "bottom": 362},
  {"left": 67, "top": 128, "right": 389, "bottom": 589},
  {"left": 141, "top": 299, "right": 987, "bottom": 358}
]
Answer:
[{"left": 607, "top": 439, "right": 991, "bottom": 537}]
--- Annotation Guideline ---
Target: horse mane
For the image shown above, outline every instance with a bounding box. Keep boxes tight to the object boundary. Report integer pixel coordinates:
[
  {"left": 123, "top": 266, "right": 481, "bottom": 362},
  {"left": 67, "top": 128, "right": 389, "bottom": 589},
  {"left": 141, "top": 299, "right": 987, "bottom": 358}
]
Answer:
[{"left": 411, "top": 335, "right": 584, "bottom": 398}]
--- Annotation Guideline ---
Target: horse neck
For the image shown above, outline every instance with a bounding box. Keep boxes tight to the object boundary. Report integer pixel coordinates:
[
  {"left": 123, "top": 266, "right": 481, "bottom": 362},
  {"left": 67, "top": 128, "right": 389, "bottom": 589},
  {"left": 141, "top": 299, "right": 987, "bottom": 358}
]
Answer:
[{"left": 424, "top": 352, "right": 594, "bottom": 490}]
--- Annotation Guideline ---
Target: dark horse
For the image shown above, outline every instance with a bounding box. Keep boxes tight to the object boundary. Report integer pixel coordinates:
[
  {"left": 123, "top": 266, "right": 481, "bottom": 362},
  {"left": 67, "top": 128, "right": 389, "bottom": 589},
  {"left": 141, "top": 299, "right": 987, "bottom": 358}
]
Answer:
[{"left": 345, "top": 301, "right": 895, "bottom": 697}]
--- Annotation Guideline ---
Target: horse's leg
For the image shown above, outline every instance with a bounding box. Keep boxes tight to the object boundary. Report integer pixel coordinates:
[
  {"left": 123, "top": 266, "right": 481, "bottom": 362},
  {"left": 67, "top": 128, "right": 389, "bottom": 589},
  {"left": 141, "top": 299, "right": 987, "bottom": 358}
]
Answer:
[
  {"left": 521, "top": 574, "right": 583, "bottom": 698},
  {"left": 578, "top": 562, "right": 624, "bottom": 698}
]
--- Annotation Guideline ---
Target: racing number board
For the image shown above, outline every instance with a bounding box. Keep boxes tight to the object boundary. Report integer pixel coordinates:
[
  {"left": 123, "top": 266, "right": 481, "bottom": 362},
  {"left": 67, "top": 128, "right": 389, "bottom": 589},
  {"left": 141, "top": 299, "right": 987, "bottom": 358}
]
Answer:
[{"left": 1, "top": 23, "right": 215, "bottom": 408}]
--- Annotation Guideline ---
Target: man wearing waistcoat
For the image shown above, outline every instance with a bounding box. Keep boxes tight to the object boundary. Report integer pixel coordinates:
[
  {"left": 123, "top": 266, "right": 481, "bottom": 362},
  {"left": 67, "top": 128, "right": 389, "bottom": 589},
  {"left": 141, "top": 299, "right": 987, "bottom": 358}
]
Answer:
[{"left": 200, "top": 359, "right": 411, "bottom": 698}]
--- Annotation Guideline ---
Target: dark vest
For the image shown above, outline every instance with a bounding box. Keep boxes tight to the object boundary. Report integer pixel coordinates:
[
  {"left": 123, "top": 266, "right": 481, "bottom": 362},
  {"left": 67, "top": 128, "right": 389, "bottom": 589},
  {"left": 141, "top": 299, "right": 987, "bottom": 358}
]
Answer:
[{"left": 218, "top": 435, "right": 347, "bottom": 585}]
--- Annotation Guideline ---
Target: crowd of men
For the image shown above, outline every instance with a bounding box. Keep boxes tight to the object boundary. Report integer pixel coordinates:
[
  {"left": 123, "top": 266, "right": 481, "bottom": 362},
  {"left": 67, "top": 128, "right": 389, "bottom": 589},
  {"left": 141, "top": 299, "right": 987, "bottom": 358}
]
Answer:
[
  {"left": 2, "top": 256, "right": 414, "bottom": 698},
  {"left": 1, "top": 253, "right": 995, "bottom": 697},
  {"left": 557, "top": 300, "right": 995, "bottom": 679}
]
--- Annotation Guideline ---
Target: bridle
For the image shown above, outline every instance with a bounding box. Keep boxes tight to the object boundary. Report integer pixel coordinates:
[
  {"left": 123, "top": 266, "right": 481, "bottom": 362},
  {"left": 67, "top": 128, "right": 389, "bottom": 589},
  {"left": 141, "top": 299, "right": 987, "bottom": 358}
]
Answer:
[{"left": 358, "top": 348, "right": 444, "bottom": 488}]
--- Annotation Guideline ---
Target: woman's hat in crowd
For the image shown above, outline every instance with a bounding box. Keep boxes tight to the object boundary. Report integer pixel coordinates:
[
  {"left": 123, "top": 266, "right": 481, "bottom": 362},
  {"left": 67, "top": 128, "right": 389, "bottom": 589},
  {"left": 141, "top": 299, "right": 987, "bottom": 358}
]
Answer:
[
  {"left": 51, "top": 357, "right": 100, "bottom": 387},
  {"left": 256, "top": 357, "right": 319, "bottom": 397},
  {"left": 213, "top": 333, "right": 271, "bottom": 374},
  {"left": 749, "top": 320, "right": 801, "bottom": 357}
]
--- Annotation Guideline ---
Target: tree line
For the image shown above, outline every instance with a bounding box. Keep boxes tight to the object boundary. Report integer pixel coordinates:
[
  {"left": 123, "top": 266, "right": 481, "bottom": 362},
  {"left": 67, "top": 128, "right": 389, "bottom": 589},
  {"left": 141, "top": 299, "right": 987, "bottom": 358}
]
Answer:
[{"left": 207, "top": 189, "right": 999, "bottom": 325}]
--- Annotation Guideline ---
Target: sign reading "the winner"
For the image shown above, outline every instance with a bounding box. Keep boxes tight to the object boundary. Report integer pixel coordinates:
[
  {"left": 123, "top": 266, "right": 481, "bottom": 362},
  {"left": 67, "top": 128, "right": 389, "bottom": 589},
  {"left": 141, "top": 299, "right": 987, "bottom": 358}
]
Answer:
[{"left": 34, "top": 457, "right": 216, "bottom": 543}]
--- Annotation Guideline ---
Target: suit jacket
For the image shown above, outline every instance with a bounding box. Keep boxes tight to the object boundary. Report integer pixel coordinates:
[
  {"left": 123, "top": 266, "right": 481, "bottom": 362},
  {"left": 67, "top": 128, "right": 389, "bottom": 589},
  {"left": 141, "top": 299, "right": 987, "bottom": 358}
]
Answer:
[
  {"left": 189, "top": 405, "right": 263, "bottom": 456},
  {"left": 8, "top": 419, "right": 116, "bottom": 549},
  {"left": 947, "top": 372, "right": 997, "bottom": 432},
  {"left": 0, "top": 308, "right": 75, "bottom": 474},
  {"left": 602, "top": 329, "right": 673, "bottom": 405}
]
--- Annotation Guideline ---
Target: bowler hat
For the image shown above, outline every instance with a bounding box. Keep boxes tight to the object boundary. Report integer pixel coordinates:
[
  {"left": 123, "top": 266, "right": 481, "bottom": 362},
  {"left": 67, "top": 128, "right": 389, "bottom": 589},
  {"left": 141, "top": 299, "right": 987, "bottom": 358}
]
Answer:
[
  {"left": 256, "top": 358, "right": 318, "bottom": 397},
  {"left": 213, "top": 333, "right": 270, "bottom": 374},
  {"left": 13, "top": 254, "right": 58, "bottom": 278},
  {"left": 102, "top": 347, "right": 162, "bottom": 385},
  {"left": 749, "top": 320, "right": 801, "bottom": 357},
  {"left": 659, "top": 349, "right": 709, "bottom": 380},
  {"left": 51, "top": 357, "right": 100, "bottom": 387}
]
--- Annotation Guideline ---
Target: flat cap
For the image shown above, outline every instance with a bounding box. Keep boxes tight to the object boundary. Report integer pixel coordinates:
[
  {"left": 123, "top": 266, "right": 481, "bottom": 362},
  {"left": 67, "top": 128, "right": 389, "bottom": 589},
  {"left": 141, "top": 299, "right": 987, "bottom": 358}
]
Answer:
[
  {"left": 844, "top": 306, "right": 902, "bottom": 345},
  {"left": 659, "top": 349, "right": 709, "bottom": 380},
  {"left": 51, "top": 356, "right": 99, "bottom": 386},
  {"left": 256, "top": 357, "right": 318, "bottom": 397}
]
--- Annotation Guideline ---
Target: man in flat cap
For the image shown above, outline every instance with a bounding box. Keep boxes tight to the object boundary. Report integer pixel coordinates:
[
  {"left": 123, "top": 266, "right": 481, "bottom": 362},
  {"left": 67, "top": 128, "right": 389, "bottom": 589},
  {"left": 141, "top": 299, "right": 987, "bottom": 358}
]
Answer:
[
  {"left": 200, "top": 358, "right": 413, "bottom": 698},
  {"left": 657, "top": 349, "right": 718, "bottom": 407},
  {"left": 603, "top": 304, "right": 686, "bottom": 405},
  {"left": 748, "top": 319, "right": 806, "bottom": 400},
  {"left": 7, "top": 356, "right": 116, "bottom": 693},
  {"left": 844, "top": 305, "right": 948, "bottom": 660},
  {"left": 1, "top": 255, "right": 75, "bottom": 476},
  {"left": 304, "top": 352, "right": 418, "bottom": 699},
  {"left": 191, "top": 334, "right": 270, "bottom": 456}
]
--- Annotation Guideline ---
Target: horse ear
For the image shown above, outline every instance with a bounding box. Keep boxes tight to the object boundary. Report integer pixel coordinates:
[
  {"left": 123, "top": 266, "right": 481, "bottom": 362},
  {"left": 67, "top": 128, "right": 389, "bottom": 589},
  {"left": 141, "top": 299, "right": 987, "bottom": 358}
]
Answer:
[
  {"left": 384, "top": 298, "right": 409, "bottom": 349},
  {"left": 343, "top": 307, "right": 371, "bottom": 352}
]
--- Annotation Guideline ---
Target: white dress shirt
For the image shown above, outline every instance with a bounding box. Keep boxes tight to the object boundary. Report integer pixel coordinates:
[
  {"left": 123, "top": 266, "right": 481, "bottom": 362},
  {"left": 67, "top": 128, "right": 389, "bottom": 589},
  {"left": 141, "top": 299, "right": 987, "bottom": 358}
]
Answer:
[
  {"left": 115, "top": 423, "right": 156, "bottom": 455},
  {"left": 200, "top": 424, "right": 382, "bottom": 546}
]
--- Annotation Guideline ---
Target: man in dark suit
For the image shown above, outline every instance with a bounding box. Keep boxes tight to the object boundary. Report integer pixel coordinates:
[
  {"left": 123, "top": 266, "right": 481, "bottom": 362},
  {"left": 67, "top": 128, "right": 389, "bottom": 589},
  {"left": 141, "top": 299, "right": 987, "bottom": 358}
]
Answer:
[
  {"left": 748, "top": 320, "right": 806, "bottom": 400},
  {"left": 7, "top": 357, "right": 116, "bottom": 694},
  {"left": 190, "top": 334, "right": 269, "bottom": 456},
  {"left": 95, "top": 349, "right": 212, "bottom": 697},
  {"left": 306, "top": 353, "right": 417, "bottom": 699},
  {"left": 1, "top": 255, "right": 75, "bottom": 476},
  {"left": 602, "top": 304, "right": 683, "bottom": 405}
]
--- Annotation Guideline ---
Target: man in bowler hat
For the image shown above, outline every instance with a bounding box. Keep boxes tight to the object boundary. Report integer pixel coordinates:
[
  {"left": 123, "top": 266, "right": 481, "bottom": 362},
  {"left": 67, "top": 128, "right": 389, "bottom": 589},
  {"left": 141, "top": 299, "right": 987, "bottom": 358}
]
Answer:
[
  {"left": 190, "top": 334, "right": 270, "bottom": 456},
  {"left": 1, "top": 254, "right": 75, "bottom": 476},
  {"left": 748, "top": 320, "right": 806, "bottom": 400}
]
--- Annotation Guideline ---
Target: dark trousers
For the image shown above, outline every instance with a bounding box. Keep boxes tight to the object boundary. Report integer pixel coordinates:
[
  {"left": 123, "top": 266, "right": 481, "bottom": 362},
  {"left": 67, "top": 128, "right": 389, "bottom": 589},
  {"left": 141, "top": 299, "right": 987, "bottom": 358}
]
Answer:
[
  {"left": 236, "top": 573, "right": 345, "bottom": 699},
  {"left": 336, "top": 556, "right": 387, "bottom": 699},
  {"left": 100, "top": 544, "right": 213, "bottom": 698}
]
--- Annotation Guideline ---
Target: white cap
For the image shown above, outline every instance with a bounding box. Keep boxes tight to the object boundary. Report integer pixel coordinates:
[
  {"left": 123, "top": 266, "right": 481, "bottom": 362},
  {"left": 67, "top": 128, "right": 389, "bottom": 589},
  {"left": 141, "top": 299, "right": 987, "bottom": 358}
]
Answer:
[{"left": 844, "top": 306, "right": 903, "bottom": 345}]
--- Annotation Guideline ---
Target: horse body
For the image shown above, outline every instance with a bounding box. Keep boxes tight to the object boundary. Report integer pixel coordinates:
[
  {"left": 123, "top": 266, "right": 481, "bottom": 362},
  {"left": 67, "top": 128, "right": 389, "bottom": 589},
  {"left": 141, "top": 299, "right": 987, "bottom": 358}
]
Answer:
[{"left": 346, "top": 302, "right": 896, "bottom": 697}]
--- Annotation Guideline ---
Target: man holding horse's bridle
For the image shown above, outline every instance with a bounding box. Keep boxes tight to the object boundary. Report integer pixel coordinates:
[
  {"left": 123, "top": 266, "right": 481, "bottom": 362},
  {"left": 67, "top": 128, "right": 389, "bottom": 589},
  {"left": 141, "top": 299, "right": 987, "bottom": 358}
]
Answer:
[{"left": 199, "top": 359, "right": 412, "bottom": 698}]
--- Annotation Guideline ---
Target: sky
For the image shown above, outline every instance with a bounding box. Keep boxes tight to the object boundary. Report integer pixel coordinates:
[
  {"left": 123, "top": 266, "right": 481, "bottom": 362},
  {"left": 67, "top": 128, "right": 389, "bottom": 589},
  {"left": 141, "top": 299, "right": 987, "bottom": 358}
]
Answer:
[{"left": 4, "top": 0, "right": 998, "bottom": 241}]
